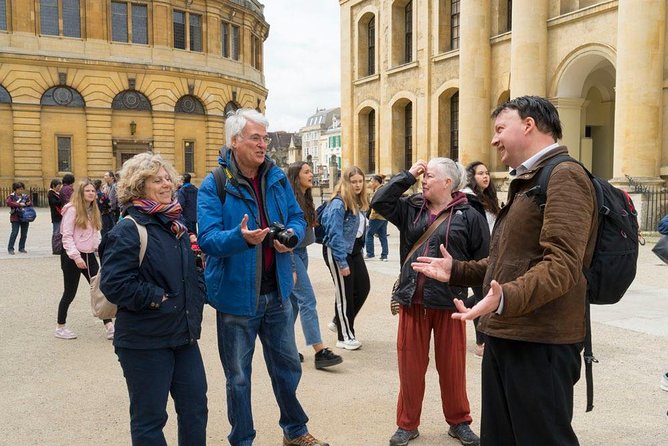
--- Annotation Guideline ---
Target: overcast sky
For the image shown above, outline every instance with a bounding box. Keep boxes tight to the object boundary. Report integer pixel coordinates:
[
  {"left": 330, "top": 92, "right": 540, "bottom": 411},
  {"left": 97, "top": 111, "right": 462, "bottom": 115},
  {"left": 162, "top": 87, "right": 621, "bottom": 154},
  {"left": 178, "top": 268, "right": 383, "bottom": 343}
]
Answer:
[{"left": 262, "top": 1, "right": 341, "bottom": 133}]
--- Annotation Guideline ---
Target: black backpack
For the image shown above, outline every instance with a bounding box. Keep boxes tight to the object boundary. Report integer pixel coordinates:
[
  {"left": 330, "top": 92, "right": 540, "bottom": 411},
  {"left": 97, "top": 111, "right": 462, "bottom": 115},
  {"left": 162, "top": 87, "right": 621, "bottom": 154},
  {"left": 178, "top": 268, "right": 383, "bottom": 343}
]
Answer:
[
  {"left": 533, "top": 154, "right": 640, "bottom": 411},
  {"left": 313, "top": 200, "right": 329, "bottom": 244}
]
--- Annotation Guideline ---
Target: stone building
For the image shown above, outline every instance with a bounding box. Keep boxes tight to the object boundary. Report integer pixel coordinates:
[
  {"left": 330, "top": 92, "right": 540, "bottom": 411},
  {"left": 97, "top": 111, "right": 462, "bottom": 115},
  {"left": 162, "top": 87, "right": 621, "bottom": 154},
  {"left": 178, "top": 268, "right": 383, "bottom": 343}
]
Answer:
[
  {"left": 299, "top": 107, "right": 341, "bottom": 181},
  {"left": 339, "top": 0, "right": 667, "bottom": 188},
  {"left": 0, "top": 0, "right": 268, "bottom": 187}
]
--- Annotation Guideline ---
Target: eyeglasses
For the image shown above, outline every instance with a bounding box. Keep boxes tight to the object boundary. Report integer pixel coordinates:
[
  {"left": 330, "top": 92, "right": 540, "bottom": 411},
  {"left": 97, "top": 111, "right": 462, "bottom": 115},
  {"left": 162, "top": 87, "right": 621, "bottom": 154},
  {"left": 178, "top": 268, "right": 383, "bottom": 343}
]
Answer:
[{"left": 240, "top": 134, "right": 271, "bottom": 145}]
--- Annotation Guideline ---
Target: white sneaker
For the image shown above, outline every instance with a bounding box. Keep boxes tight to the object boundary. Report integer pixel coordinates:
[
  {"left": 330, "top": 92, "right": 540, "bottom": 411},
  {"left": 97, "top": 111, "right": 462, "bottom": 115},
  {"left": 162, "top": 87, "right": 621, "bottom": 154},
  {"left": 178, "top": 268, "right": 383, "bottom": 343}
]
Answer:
[
  {"left": 661, "top": 372, "right": 668, "bottom": 391},
  {"left": 104, "top": 322, "right": 115, "bottom": 340},
  {"left": 327, "top": 321, "right": 337, "bottom": 333},
  {"left": 335, "top": 339, "right": 362, "bottom": 350},
  {"left": 54, "top": 327, "right": 77, "bottom": 340}
]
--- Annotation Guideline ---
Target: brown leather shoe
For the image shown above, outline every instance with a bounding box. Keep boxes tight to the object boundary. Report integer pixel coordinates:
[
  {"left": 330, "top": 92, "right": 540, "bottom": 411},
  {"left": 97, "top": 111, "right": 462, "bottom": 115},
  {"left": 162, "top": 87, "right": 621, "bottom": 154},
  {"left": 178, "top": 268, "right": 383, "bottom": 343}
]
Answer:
[{"left": 283, "top": 433, "right": 330, "bottom": 446}]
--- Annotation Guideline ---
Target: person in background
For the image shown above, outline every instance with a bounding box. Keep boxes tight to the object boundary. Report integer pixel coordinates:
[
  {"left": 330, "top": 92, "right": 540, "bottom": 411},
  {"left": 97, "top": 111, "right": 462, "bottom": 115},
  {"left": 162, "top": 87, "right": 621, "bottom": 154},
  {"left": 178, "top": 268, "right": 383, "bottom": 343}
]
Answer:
[
  {"left": 412, "top": 96, "right": 598, "bottom": 445},
  {"left": 177, "top": 172, "right": 199, "bottom": 234},
  {"left": 103, "top": 170, "right": 119, "bottom": 227},
  {"left": 365, "top": 174, "right": 389, "bottom": 261},
  {"left": 6, "top": 182, "right": 32, "bottom": 255},
  {"left": 372, "top": 158, "right": 488, "bottom": 446},
  {"left": 197, "top": 108, "right": 329, "bottom": 446},
  {"left": 287, "top": 161, "right": 343, "bottom": 370},
  {"left": 100, "top": 153, "right": 207, "bottom": 445},
  {"left": 56, "top": 180, "right": 114, "bottom": 340},
  {"left": 61, "top": 173, "right": 75, "bottom": 204},
  {"left": 94, "top": 179, "right": 113, "bottom": 238},
  {"left": 48, "top": 178, "right": 63, "bottom": 236},
  {"left": 462, "top": 161, "right": 501, "bottom": 357},
  {"left": 321, "top": 166, "right": 370, "bottom": 351}
]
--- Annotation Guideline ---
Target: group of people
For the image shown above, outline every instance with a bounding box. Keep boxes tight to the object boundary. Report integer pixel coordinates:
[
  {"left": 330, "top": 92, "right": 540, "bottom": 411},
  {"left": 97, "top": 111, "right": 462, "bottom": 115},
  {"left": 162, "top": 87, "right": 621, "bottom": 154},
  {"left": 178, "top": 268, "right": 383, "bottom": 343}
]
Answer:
[{"left": 4, "top": 95, "right": 602, "bottom": 446}]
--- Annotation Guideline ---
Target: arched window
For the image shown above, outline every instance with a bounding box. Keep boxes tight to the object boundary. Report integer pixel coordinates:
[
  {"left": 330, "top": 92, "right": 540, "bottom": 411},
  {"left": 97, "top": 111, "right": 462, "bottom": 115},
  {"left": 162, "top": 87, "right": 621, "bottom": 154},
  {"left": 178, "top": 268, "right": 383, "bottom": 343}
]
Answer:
[
  {"left": 450, "top": 92, "right": 459, "bottom": 161},
  {"left": 175, "top": 95, "right": 205, "bottom": 115},
  {"left": 404, "top": 102, "right": 413, "bottom": 169},
  {"left": 224, "top": 101, "right": 240, "bottom": 117},
  {"left": 41, "top": 85, "right": 85, "bottom": 107},
  {"left": 112, "top": 90, "right": 152, "bottom": 111},
  {"left": 0, "top": 85, "right": 11, "bottom": 103},
  {"left": 391, "top": 1, "right": 413, "bottom": 66},
  {"left": 368, "top": 110, "right": 376, "bottom": 173}
]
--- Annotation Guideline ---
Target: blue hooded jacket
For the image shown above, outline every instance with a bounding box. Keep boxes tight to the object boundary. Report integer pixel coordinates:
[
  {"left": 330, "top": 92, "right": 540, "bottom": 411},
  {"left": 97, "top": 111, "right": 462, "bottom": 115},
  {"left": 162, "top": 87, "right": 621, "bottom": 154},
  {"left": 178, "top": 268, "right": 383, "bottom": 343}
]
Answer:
[{"left": 197, "top": 148, "right": 306, "bottom": 316}]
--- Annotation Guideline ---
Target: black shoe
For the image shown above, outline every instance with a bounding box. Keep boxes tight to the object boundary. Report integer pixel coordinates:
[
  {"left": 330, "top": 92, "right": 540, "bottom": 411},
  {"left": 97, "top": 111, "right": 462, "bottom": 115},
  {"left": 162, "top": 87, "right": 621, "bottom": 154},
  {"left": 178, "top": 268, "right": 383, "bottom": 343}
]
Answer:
[
  {"left": 298, "top": 352, "right": 304, "bottom": 363},
  {"left": 389, "top": 428, "right": 419, "bottom": 446},
  {"left": 314, "top": 347, "right": 343, "bottom": 369},
  {"left": 448, "top": 423, "right": 480, "bottom": 446},
  {"left": 18, "top": 249, "right": 27, "bottom": 253},
  {"left": 8, "top": 249, "right": 15, "bottom": 255}
]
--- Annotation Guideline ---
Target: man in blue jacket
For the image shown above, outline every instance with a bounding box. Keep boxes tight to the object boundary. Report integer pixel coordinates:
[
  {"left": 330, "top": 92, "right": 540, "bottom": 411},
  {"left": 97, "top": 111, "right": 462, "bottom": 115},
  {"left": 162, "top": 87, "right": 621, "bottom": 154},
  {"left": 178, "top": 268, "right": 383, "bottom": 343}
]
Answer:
[
  {"left": 198, "top": 109, "right": 329, "bottom": 446},
  {"left": 177, "top": 173, "right": 198, "bottom": 234}
]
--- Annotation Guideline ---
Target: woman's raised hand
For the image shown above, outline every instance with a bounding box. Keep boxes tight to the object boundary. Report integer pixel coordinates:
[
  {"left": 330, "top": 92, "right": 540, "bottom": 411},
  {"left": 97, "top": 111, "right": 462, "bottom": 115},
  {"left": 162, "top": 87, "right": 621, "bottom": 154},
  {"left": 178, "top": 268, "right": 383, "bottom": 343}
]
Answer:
[{"left": 409, "top": 160, "right": 428, "bottom": 179}]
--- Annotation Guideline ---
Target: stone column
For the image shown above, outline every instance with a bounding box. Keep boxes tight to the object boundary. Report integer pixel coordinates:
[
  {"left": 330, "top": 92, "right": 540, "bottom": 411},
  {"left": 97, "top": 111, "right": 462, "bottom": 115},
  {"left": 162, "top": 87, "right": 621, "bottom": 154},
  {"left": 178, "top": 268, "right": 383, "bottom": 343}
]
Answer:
[
  {"left": 458, "top": 0, "right": 491, "bottom": 165},
  {"left": 552, "top": 97, "right": 587, "bottom": 164},
  {"left": 613, "top": 0, "right": 665, "bottom": 181},
  {"left": 12, "top": 104, "right": 42, "bottom": 184},
  {"left": 509, "top": 0, "right": 548, "bottom": 97}
]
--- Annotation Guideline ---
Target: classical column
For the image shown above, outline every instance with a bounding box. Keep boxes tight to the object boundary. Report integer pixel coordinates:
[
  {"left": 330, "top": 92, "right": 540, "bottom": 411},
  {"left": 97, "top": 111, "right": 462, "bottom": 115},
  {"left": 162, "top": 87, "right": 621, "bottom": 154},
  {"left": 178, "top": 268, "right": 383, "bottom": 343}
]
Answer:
[
  {"left": 613, "top": 0, "right": 665, "bottom": 182},
  {"left": 552, "top": 97, "right": 587, "bottom": 164},
  {"left": 458, "top": 0, "right": 491, "bottom": 165},
  {"left": 509, "top": 0, "right": 548, "bottom": 97}
]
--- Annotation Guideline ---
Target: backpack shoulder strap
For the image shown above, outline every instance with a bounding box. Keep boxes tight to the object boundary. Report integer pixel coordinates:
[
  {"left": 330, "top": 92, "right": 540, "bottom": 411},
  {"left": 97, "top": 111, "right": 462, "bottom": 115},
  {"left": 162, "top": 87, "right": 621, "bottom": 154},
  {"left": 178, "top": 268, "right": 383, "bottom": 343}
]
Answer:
[
  {"left": 533, "top": 154, "right": 587, "bottom": 208},
  {"left": 212, "top": 166, "right": 227, "bottom": 205},
  {"left": 124, "top": 215, "right": 148, "bottom": 265}
]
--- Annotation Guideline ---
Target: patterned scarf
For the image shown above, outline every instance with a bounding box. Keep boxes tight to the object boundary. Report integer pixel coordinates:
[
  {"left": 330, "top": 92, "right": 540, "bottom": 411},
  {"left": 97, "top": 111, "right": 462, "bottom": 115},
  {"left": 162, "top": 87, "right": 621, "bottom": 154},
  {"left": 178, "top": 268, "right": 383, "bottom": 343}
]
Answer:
[{"left": 132, "top": 198, "right": 187, "bottom": 239}]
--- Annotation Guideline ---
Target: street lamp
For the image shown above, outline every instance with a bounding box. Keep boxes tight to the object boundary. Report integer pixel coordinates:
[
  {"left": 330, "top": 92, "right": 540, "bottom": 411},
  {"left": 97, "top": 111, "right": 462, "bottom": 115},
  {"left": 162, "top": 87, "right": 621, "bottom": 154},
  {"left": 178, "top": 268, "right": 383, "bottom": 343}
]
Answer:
[{"left": 130, "top": 120, "right": 137, "bottom": 135}]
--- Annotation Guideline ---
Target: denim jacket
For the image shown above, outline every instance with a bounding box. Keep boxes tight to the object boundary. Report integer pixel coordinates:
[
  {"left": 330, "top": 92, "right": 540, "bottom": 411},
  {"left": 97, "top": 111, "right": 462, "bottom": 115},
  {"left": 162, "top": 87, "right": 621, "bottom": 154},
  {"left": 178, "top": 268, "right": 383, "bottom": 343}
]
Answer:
[{"left": 321, "top": 196, "right": 360, "bottom": 269}]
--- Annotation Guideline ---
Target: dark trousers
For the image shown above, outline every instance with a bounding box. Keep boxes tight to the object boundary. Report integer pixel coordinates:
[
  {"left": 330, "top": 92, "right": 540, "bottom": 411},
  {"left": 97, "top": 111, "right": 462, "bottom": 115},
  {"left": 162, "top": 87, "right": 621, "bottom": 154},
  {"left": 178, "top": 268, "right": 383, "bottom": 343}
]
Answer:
[
  {"left": 8, "top": 221, "right": 29, "bottom": 251},
  {"left": 481, "top": 336, "right": 582, "bottom": 446},
  {"left": 57, "top": 252, "right": 110, "bottom": 324},
  {"left": 101, "top": 213, "right": 116, "bottom": 238},
  {"left": 116, "top": 343, "right": 208, "bottom": 446},
  {"left": 323, "top": 243, "right": 370, "bottom": 341}
]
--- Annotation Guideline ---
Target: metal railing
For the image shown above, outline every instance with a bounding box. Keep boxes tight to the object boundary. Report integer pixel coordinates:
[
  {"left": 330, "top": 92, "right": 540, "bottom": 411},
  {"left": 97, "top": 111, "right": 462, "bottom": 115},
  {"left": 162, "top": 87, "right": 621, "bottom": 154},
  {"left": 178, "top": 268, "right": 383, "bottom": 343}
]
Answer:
[
  {"left": 626, "top": 176, "right": 668, "bottom": 232},
  {"left": 0, "top": 187, "right": 50, "bottom": 207}
]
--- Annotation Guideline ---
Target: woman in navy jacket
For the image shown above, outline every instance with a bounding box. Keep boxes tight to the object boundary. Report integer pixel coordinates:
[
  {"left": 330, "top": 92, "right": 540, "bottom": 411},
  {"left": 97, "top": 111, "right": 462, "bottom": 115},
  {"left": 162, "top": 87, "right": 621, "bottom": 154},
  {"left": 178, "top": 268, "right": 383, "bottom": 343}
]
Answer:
[{"left": 100, "top": 153, "right": 207, "bottom": 446}]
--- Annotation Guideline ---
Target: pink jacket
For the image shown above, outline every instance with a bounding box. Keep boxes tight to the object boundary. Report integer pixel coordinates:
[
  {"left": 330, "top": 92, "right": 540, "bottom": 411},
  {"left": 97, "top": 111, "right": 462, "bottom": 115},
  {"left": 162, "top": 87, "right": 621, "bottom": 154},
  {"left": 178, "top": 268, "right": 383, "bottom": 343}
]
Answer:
[{"left": 61, "top": 203, "right": 101, "bottom": 261}]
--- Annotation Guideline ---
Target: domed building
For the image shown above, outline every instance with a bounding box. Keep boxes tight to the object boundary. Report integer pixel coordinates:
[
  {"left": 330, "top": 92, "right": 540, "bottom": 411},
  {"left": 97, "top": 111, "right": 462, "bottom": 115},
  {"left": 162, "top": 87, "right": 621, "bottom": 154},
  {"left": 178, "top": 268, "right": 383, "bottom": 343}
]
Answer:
[{"left": 0, "top": 0, "right": 268, "bottom": 187}]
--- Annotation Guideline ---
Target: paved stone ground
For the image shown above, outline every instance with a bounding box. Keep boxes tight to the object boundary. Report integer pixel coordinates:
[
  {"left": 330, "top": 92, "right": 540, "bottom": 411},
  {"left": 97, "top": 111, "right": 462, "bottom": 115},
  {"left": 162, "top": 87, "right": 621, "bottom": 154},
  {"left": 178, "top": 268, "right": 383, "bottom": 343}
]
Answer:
[{"left": 0, "top": 210, "right": 666, "bottom": 445}]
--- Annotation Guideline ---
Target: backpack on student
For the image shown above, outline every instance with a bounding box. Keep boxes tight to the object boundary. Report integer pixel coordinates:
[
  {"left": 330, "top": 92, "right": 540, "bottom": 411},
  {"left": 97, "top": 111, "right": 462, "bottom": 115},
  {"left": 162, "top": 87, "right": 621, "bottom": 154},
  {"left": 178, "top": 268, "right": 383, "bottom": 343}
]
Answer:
[
  {"left": 533, "top": 153, "right": 640, "bottom": 412},
  {"left": 314, "top": 196, "right": 347, "bottom": 244}
]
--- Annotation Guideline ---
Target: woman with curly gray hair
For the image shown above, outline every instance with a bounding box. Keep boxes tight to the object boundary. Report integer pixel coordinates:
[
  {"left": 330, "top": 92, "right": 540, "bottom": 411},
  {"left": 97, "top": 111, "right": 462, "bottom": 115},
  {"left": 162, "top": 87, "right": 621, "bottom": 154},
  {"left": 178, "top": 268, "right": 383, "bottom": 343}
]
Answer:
[{"left": 99, "top": 152, "right": 208, "bottom": 445}]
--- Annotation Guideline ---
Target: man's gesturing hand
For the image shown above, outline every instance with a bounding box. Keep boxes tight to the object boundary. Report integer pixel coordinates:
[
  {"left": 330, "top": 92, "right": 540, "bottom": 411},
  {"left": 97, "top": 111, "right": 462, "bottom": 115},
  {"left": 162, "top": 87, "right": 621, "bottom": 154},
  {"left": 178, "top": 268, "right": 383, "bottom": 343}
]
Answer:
[
  {"left": 452, "top": 280, "right": 503, "bottom": 321},
  {"left": 411, "top": 244, "right": 452, "bottom": 282},
  {"left": 240, "top": 214, "right": 269, "bottom": 245}
]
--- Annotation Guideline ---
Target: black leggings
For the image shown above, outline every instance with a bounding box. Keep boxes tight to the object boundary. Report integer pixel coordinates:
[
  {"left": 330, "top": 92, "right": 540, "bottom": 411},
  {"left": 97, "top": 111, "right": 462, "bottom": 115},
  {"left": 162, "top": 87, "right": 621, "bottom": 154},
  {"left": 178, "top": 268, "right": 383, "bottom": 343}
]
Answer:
[
  {"left": 323, "top": 240, "right": 370, "bottom": 341},
  {"left": 57, "top": 252, "right": 110, "bottom": 325}
]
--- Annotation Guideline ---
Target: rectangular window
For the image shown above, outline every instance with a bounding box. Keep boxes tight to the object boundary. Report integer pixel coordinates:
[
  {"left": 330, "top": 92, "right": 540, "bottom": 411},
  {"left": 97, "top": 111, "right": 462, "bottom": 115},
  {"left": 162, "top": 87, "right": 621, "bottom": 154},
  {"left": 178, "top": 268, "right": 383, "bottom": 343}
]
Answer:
[
  {"left": 184, "top": 141, "right": 195, "bottom": 173},
  {"left": 173, "top": 10, "right": 185, "bottom": 49},
  {"left": 404, "top": 103, "right": 412, "bottom": 170},
  {"left": 111, "top": 1, "right": 128, "bottom": 42},
  {"left": 221, "top": 21, "right": 230, "bottom": 57},
  {"left": 132, "top": 4, "right": 148, "bottom": 44},
  {"left": 367, "top": 19, "right": 375, "bottom": 75},
  {"left": 451, "top": 0, "right": 460, "bottom": 50},
  {"left": 251, "top": 35, "right": 261, "bottom": 69},
  {"left": 0, "top": 0, "right": 7, "bottom": 31},
  {"left": 507, "top": 0, "right": 513, "bottom": 31},
  {"left": 231, "top": 25, "right": 240, "bottom": 60},
  {"left": 368, "top": 110, "right": 376, "bottom": 173},
  {"left": 404, "top": 1, "right": 412, "bottom": 63},
  {"left": 189, "top": 13, "right": 202, "bottom": 51},
  {"left": 62, "top": 0, "right": 80, "bottom": 38},
  {"left": 57, "top": 136, "right": 72, "bottom": 172},
  {"left": 450, "top": 92, "right": 459, "bottom": 161},
  {"left": 40, "top": 0, "right": 59, "bottom": 36}
]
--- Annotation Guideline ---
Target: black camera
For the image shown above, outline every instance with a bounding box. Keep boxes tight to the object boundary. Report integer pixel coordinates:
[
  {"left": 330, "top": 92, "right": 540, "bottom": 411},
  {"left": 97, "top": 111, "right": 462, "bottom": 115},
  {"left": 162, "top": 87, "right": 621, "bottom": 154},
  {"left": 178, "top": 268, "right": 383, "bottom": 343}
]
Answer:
[{"left": 265, "top": 222, "right": 298, "bottom": 249}]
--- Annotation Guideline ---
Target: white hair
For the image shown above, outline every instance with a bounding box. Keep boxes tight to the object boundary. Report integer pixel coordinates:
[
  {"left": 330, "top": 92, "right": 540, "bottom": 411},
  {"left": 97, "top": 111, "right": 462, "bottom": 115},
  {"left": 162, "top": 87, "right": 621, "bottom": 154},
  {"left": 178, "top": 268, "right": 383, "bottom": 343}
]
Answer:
[
  {"left": 428, "top": 157, "right": 467, "bottom": 191},
  {"left": 225, "top": 108, "right": 269, "bottom": 146}
]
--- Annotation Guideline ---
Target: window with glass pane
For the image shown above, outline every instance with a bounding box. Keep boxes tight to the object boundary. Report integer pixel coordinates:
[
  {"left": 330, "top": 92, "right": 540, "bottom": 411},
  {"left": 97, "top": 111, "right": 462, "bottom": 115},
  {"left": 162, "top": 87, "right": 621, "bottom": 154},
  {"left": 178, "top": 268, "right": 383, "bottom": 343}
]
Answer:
[
  {"left": 57, "top": 137, "right": 72, "bottom": 172},
  {"left": 451, "top": 0, "right": 460, "bottom": 50},
  {"left": 184, "top": 141, "right": 195, "bottom": 173},
  {"left": 40, "top": 0, "right": 59, "bottom": 36},
  {"left": 404, "top": 103, "right": 412, "bottom": 170},
  {"left": 368, "top": 19, "right": 375, "bottom": 75},
  {"left": 404, "top": 1, "right": 412, "bottom": 63},
  {"left": 0, "top": 0, "right": 8, "bottom": 31},
  {"left": 507, "top": 0, "right": 513, "bottom": 31},
  {"left": 368, "top": 110, "right": 376, "bottom": 173},
  {"left": 62, "top": 0, "right": 80, "bottom": 38},
  {"left": 132, "top": 4, "right": 148, "bottom": 44},
  {"left": 231, "top": 25, "right": 240, "bottom": 60},
  {"left": 222, "top": 21, "right": 230, "bottom": 57},
  {"left": 173, "top": 10, "right": 185, "bottom": 49},
  {"left": 450, "top": 92, "right": 459, "bottom": 161},
  {"left": 189, "top": 13, "right": 202, "bottom": 51},
  {"left": 111, "top": 2, "right": 128, "bottom": 42}
]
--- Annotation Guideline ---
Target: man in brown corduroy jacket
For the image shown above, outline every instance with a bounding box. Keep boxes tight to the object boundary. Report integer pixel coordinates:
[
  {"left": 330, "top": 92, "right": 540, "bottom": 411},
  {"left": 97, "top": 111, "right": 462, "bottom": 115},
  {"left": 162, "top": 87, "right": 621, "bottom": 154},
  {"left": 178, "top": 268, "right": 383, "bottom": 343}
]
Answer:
[{"left": 412, "top": 96, "right": 598, "bottom": 446}]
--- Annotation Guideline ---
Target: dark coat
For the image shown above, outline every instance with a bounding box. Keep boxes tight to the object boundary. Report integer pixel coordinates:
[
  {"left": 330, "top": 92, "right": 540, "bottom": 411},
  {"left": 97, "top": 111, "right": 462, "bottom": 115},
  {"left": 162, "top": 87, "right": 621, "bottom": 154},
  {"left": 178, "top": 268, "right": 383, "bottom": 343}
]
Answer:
[
  {"left": 177, "top": 183, "right": 199, "bottom": 233},
  {"left": 99, "top": 206, "right": 206, "bottom": 349},
  {"left": 48, "top": 190, "right": 63, "bottom": 223},
  {"left": 371, "top": 170, "right": 489, "bottom": 310}
]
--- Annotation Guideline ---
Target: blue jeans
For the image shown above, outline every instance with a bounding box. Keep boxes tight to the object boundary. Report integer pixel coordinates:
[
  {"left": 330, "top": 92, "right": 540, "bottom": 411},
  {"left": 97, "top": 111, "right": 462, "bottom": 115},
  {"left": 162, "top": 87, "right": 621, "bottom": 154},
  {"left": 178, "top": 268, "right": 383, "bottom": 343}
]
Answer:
[
  {"left": 365, "top": 219, "right": 388, "bottom": 258},
  {"left": 52, "top": 221, "right": 61, "bottom": 235},
  {"left": 8, "top": 221, "right": 29, "bottom": 251},
  {"left": 115, "top": 342, "right": 208, "bottom": 446},
  {"left": 217, "top": 292, "right": 308, "bottom": 446},
  {"left": 289, "top": 247, "right": 322, "bottom": 346}
]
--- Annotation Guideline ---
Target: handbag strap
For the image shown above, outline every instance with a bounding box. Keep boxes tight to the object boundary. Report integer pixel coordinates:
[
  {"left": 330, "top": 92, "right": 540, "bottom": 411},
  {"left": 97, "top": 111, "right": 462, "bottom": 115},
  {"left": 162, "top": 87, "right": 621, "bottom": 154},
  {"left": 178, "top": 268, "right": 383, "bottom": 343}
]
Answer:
[
  {"left": 402, "top": 207, "right": 453, "bottom": 267},
  {"left": 124, "top": 215, "right": 148, "bottom": 265}
]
